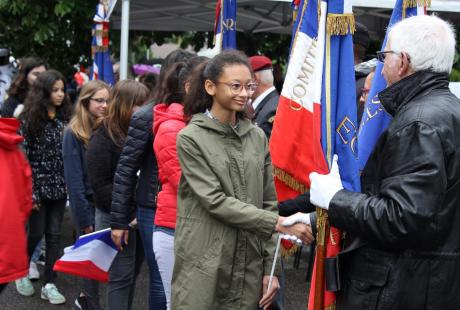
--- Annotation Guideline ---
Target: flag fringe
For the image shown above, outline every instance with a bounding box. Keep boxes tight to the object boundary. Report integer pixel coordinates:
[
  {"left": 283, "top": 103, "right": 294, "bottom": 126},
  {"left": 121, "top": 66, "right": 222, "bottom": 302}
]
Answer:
[
  {"left": 92, "top": 29, "right": 109, "bottom": 37},
  {"left": 92, "top": 46, "right": 109, "bottom": 56},
  {"left": 325, "top": 302, "right": 336, "bottom": 310},
  {"left": 281, "top": 244, "right": 299, "bottom": 258},
  {"left": 326, "top": 14, "right": 355, "bottom": 36},
  {"left": 273, "top": 167, "right": 307, "bottom": 193},
  {"left": 403, "top": 0, "right": 431, "bottom": 8}
]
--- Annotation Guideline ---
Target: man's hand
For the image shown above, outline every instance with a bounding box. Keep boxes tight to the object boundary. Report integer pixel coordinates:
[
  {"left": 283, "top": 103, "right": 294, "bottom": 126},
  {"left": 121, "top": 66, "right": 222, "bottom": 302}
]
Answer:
[
  {"left": 309, "top": 154, "right": 343, "bottom": 210},
  {"left": 275, "top": 217, "right": 314, "bottom": 244},
  {"left": 111, "top": 229, "right": 129, "bottom": 251},
  {"left": 32, "top": 203, "right": 39, "bottom": 211},
  {"left": 259, "top": 275, "right": 279, "bottom": 310}
]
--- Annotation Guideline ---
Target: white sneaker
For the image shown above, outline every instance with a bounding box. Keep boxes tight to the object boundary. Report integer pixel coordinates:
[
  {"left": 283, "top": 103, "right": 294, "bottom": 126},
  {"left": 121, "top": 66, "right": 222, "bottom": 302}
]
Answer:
[
  {"left": 15, "top": 276, "right": 34, "bottom": 296},
  {"left": 28, "top": 262, "right": 40, "bottom": 280},
  {"left": 41, "top": 283, "right": 66, "bottom": 305}
]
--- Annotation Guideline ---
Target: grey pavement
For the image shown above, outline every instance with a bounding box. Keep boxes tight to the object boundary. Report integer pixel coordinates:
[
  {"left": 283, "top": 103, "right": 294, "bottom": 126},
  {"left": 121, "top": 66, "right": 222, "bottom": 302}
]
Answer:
[{"left": 0, "top": 209, "right": 313, "bottom": 310}]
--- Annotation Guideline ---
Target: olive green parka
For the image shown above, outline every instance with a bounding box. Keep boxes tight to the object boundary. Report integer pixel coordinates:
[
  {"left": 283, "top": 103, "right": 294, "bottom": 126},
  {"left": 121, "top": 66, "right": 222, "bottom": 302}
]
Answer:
[{"left": 171, "top": 113, "right": 280, "bottom": 310}]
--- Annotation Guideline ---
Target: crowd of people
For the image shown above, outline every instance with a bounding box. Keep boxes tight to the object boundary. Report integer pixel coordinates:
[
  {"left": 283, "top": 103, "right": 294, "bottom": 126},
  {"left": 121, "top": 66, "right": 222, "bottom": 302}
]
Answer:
[{"left": 1, "top": 13, "right": 460, "bottom": 310}]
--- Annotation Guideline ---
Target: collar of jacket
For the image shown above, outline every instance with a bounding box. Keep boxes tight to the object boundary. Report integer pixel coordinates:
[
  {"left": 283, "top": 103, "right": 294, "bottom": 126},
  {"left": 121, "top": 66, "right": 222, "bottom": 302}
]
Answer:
[
  {"left": 190, "top": 113, "right": 254, "bottom": 137},
  {"left": 378, "top": 70, "right": 450, "bottom": 117}
]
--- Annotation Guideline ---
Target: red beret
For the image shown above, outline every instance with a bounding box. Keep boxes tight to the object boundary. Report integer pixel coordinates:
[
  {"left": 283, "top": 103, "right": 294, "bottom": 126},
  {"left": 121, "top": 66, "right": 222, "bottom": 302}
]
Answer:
[{"left": 249, "top": 55, "right": 272, "bottom": 72}]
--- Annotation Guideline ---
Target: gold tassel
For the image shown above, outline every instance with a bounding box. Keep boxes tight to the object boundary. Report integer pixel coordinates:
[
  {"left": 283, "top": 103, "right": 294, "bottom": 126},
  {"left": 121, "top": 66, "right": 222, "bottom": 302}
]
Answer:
[
  {"left": 92, "top": 46, "right": 109, "bottom": 57},
  {"left": 92, "top": 29, "right": 109, "bottom": 38},
  {"left": 281, "top": 244, "right": 299, "bottom": 259},
  {"left": 325, "top": 301, "right": 336, "bottom": 310},
  {"left": 403, "top": 0, "right": 431, "bottom": 8},
  {"left": 273, "top": 167, "right": 307, "bottom": 193},
  {"left": 326, "top": 13, "right": 355, "bottom": 36}
]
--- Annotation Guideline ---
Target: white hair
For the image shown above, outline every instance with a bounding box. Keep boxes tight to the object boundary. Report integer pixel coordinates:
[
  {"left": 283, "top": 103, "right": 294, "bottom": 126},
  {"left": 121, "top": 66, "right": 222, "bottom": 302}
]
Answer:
[
  {"left": 256, "top": 69, "right": 274, "bottom": 85},
  {"left": 389, "top": 15, "right": 456, "bottom": 74}
]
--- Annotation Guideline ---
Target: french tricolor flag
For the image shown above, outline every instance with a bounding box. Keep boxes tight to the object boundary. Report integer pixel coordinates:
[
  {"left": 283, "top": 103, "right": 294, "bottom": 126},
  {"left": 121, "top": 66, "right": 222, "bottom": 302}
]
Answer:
[
  {"left": 53, "top": 228, "right": 118, "bottom": 282},
  {"left": 270, "top": 0, "right": 329, "bottom": 202}
]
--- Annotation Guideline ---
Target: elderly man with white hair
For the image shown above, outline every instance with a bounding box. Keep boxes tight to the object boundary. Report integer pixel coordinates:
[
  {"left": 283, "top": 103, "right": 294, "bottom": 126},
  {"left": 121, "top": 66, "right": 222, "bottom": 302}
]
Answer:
[{"left": 302, "top": 15, "right": 460, "bottom": 309}]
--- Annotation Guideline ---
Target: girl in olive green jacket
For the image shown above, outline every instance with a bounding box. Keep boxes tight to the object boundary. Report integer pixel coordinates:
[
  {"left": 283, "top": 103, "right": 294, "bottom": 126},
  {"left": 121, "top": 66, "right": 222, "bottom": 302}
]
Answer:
[{"left": 172, "top": 50, "right": 312, "bottom": 310}]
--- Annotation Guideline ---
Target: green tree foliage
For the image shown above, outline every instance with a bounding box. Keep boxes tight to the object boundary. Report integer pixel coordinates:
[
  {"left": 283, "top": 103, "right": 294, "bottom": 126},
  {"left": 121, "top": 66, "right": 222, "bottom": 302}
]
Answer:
[{"left": 0, "top": 0, "right": 95, "bottom": 77}]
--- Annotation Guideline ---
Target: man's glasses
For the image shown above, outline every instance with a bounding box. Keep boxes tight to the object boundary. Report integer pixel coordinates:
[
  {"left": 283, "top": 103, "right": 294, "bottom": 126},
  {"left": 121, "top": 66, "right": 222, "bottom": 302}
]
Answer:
[
  {"left": 216, "top": 81, "right": 258, "bottom": 95},
  {"left": 376, "top": 50, "right": 410, "bottom": 63},
  {"left": 90, "top": 97, "right": 108, "bottom": 104}
]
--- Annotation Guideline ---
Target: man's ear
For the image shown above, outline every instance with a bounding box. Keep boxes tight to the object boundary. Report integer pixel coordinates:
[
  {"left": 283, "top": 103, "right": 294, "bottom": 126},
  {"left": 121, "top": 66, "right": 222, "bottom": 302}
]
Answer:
[
  {"left": 205, "top": 80, "right": 216, "bottom": 96},
  {"left": 398, "top": 52, "right": 412, "bottom": 77}
]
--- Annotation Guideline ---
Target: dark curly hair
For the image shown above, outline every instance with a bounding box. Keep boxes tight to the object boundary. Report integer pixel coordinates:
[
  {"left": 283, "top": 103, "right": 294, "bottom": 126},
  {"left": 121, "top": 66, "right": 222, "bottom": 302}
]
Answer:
[
  {"left": 7, "top": 57, "right": 47, "bottom": 102},
  {"left": 183, "top": 50, "right": 252, "bottom": 119},
  {"left": 21, "top": 70, "right": 72, "bottom": 136}
]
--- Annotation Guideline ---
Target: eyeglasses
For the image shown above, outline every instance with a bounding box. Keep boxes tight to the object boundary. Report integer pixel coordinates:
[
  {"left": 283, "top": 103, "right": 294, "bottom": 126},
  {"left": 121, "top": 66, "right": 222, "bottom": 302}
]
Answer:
[
  {"left": 215, "top": 81, "right": 258, "bottom": 95},
  {"left": 376, "top": 51, "right": 399, "bottom": 62},
  {"left": 376, "top": 50, "right": 411, "bottom": 63},
  {"left": 90, "top": 97, "right": 108, "bottom": 104}
]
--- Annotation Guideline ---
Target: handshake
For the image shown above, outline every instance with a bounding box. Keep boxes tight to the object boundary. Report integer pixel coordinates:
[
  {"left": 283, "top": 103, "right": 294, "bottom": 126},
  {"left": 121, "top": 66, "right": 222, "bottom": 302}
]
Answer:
[
  {"left": 275, "top": 155, "right": 344, "bottom": 245},
  {"left": 276, "top": 213, "right": 315, "bottom": 245}
]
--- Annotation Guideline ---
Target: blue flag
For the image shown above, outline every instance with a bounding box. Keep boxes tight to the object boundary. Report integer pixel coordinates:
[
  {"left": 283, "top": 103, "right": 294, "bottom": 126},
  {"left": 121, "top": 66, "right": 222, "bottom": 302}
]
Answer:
[
  {"left": 213, "top": 0, "right": 237, "bottom": 51},
  {"left": 90, "top": 3, "right": 115, "bottom": 86},
  {"left": 357, "top": 0, "right": 425, "bottom": 170},
  {"left": 321, "top": 0, "right": 361, "bottom": 193}
]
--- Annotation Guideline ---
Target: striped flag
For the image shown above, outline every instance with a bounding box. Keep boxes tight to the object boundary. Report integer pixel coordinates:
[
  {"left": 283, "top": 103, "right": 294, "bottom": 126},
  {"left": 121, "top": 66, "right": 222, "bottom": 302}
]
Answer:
[
  {"left": 90, "top": 1, "right": 116, "bottom": 86},
  {"left": 213, "top": 0, "right": 237, "bottom": 52},
  {"left": 270, "top": 0, "right": 360, "bottom": 308},
  {"left": 357, "top": 0, "right": 428, "bottom": 170},
  {"left": 53, "top": 228, "right": 118, "bottom": 282}
]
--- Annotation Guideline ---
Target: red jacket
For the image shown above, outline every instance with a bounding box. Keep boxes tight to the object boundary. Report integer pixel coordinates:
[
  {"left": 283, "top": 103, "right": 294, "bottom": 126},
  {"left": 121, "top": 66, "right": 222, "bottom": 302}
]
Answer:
[
  {"left": 0, "top": 118, "right": 32, "bottom": 284},
  {"left": 153, "top": 103, "right": 186, "bottom": 229}
]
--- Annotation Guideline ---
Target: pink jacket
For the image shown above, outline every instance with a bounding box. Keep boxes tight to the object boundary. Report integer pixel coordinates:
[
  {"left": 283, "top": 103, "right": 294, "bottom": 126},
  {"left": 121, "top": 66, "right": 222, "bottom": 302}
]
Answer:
[{"left": 153, "top": 103, "right": 186, "bottom": 229}]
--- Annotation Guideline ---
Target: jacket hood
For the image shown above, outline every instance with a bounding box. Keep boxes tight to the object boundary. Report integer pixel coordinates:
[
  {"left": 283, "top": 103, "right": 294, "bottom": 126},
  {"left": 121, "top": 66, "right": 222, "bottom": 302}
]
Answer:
[
  {"left": 0, "top": 118, "right": 23, "bottom": 150},
  {"left": 153, "top": 103, "right": 185, "bottom": 134},
  {"left": 189, "top": 113, "right": 255, "bottom": 137},
  {"left": 378, "top": 70, "right": 450, "bottom": 117}
]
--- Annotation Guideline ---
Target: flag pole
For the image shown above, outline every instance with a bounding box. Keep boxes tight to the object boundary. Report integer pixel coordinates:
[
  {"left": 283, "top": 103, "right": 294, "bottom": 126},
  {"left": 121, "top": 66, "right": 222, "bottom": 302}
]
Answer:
[
  {"left": 120, "top": 0, "right": 130, "bottom": 80},
  {"left": 268, "top": 234, "right": 282, "bottom": 292},
  {"left": 314, "top": 207, "right": 328, "bottom": 310}
]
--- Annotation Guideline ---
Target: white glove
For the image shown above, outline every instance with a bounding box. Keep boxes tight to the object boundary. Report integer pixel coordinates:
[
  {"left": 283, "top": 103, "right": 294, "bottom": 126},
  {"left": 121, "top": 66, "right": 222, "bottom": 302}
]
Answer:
[
  {"left": 280, "top": 234, "right": 303, "bottom": 245},
  {"left": 309, "top": 154, "right": 343, "bottom": 210},
  {"left": 281, "top": 212, "right": 311, "bottom": 226}
]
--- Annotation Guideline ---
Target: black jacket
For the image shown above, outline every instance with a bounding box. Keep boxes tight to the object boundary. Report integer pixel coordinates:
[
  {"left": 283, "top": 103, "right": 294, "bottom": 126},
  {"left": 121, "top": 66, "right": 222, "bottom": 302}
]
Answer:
[
  {"left": 1, "top": 96, "right": 21, "bottom": 118},
  {"left": 254, "top": 89, "right": 279, "bottom": 139},
  {"left": 86, "top": 124, "right": 122, "bottom": 214},
  {"left": 329, "top": 71, "right": 460, "bottom": 310},
  {"left": 111, "top": 102, "right": 159, "bottom": 229}
]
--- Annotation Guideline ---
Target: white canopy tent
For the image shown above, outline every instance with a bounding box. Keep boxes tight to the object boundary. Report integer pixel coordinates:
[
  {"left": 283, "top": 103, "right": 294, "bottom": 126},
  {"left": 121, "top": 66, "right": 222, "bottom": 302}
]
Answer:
[{"left": 111, "top": 0, "right": 460, "bottom": 79}]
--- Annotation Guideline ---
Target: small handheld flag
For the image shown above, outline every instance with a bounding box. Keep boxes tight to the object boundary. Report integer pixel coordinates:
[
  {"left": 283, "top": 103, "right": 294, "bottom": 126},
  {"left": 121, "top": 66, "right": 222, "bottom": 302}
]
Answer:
[{"left": 53, "top": 228, "right": 119, "bottom": 282}]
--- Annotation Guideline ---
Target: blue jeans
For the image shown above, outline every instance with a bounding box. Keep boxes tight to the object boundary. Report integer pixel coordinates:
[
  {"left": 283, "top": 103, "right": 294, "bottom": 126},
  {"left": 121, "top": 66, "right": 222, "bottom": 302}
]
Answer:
[{"left": 137, "top": 207, "right": 167, "bottom": 310}]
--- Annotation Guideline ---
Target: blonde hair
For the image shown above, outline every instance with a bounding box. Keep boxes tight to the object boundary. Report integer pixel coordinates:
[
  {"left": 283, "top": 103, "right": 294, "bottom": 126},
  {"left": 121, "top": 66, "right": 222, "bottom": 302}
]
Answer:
[
  {"left": 104, "top": 80, "right": 149, "bottom": 147},
  {"left": 68, "top": 80, "right": 110, "bottom": 146}
]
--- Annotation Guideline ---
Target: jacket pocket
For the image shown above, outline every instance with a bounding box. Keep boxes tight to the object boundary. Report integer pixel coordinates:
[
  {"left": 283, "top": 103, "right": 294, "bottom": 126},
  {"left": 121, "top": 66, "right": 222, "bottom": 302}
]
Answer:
[{"left": 339, "top": 250, "right": 390, "bottom": 310}]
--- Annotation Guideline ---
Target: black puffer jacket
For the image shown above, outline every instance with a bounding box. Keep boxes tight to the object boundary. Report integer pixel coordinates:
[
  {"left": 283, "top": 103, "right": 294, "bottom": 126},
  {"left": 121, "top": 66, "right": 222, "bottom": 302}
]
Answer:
[
  {"left": 111, "top": 102, "right": 159, "bottom": 229},
  {"left": 86, "top": 124, "right": 122, "bottom": 214},
  {"left": 329, "top": 71, "right": 460, "bottom": 310}
]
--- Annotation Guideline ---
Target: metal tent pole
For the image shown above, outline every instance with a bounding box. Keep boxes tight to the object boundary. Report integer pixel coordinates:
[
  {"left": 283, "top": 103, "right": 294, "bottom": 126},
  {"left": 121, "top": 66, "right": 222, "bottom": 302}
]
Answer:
[{"left": 120, "top": 0, "right": 130, "bottom": 80}]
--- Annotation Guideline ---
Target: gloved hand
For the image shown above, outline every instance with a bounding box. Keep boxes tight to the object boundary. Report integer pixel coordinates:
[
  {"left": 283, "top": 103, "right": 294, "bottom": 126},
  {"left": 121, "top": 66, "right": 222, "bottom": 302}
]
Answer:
[
  {"left": 280, "top": 234, "right": 303, "bottom": 245},
  {"left": 309, "top": 154, "right": 343, "bottom": 210},
  {"left": 281, "top": 212, "right": 311, "bottom": 226}
]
